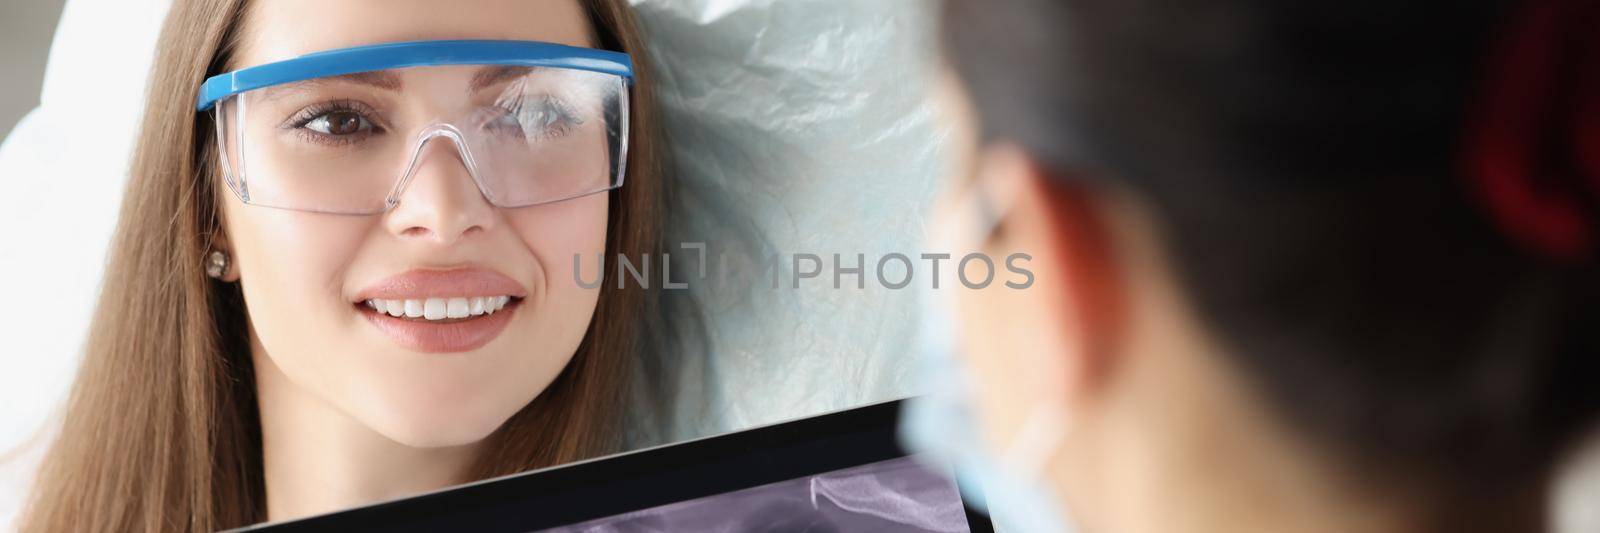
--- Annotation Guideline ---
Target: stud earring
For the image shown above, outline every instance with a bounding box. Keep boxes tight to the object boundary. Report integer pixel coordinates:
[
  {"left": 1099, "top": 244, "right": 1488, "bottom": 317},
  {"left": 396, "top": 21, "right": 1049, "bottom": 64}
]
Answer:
[{"left": 205, "top": 250, "right": 230, "bottom": 279}]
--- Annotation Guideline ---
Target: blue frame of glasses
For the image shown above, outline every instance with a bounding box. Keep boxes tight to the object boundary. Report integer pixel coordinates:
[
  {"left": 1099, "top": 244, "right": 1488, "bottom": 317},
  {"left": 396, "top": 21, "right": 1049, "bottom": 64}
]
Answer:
[{"left": 195, "top": 39, "right": 634, "bottom": 111}]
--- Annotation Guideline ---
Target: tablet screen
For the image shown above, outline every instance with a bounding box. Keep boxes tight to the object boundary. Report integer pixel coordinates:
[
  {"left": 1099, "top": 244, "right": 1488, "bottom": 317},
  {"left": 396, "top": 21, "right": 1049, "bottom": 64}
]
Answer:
[
  {"left": 234, "top": 399, "right": 992, "bottom": 532},
  {"left": 541, "top": 455, "right": 971, "bottom": 532}
]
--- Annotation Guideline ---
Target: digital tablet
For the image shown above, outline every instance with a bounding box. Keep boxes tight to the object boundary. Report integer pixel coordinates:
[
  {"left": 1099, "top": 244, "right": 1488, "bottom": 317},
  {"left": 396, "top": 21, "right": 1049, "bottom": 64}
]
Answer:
[{"left": 232, "top": 398, "right": 994, "bottom": 532}]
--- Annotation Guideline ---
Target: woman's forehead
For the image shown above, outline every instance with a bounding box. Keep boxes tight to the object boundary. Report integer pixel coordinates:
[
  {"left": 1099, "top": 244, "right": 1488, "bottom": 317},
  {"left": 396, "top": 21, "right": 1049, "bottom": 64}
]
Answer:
[{"left": 232, "top": 0, "right": 594, "bottom": 69}]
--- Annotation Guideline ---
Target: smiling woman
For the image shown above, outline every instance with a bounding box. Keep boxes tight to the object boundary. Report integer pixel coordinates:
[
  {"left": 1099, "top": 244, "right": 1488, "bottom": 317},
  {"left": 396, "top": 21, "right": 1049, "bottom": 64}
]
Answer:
[{"left": 17, "top": 0, "right": 664, "bottom": 531}]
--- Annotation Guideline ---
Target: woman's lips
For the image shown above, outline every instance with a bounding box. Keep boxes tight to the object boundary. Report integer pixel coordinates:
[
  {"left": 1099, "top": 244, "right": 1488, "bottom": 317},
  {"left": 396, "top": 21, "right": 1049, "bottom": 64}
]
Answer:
[
  {"left": 354, "top": 268, "right": 528, "bottom": 302},
  {"left": 353, "top": 268, "right": 528, "bottom": 353},
  {"left": 359, "top": 299, "right": 519, "bottom": 353}
]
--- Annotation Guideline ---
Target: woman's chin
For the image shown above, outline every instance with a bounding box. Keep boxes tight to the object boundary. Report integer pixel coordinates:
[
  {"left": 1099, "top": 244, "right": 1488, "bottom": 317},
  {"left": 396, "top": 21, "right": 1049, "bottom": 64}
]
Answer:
[
  {"left": 332, "top": 352, "right": 546, "bottom": 448},
  {"left": 347, "top": 388, "right": 521, "bottom": 449},
  {"left": 364, "top": 409, "right": 511, "bottom": 449}
]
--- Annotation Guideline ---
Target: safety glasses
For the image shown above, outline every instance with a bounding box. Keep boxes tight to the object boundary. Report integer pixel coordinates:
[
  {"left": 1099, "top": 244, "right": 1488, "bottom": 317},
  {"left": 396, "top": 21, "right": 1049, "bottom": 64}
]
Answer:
[{"left": 197, "top": 39, "right": 632, "bottom": 215}]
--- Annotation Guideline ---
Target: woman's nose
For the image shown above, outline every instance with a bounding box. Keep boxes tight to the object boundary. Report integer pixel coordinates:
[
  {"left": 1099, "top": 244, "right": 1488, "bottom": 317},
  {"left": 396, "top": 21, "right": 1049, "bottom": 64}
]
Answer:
[{"left": 384, "top": 133, "right": 496, "bottom": 243}]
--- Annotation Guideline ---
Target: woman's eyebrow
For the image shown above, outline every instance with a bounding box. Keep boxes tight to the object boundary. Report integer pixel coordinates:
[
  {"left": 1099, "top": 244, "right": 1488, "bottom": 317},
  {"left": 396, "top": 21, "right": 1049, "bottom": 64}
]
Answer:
[
  {"left": 325, "top": 70, "right": 404, "bottom": 90},
  {"left": 258, "top": 70, "right": 403, "bottom": 101},
  {"left": 256, "top": 69, "right": 403, "bottom": 102},
  {"left": 471, "top": 65, "right": 534, "bottom": 92}
]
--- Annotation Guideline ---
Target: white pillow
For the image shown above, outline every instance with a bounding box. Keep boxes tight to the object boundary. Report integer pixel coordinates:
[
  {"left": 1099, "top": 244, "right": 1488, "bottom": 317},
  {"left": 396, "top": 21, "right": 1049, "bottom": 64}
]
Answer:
[{"left": 622, "top": 0, "right": 941, "bottom": 443}]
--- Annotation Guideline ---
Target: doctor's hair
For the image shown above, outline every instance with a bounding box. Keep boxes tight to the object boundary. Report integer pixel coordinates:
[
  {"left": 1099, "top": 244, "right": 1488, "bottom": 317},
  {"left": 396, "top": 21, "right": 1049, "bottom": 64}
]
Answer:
[
  {"left": 17, "top": 0, "right": 665, "bottom": 531},
  {"left": 943, "top": 0, "right": 1599, "bottom": 531}
]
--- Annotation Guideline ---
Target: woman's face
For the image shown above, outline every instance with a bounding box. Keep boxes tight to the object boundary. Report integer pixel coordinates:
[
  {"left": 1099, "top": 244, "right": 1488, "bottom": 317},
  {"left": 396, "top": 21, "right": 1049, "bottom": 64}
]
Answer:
[{"left": 219, "top": 0, "right": 607, "bottom": 447}]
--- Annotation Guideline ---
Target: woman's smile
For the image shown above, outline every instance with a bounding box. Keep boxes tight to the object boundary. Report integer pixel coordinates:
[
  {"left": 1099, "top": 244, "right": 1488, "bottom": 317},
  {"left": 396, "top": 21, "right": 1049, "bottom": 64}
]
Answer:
[
  {"left": 353, "top": 267, "right": 528, "bottom": 353},
  {"left": 363, "top": 295, "right": 516, "bottom": 322}
]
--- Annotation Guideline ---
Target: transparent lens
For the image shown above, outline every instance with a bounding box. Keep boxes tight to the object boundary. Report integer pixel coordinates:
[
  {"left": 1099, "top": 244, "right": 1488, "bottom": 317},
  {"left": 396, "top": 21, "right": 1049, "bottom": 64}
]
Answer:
[
  {"left": 468, "top": 68, "right": 626, "bottom": 208},
  {"left": 215, "top": 65, "right": 629, "bottom": 214}
]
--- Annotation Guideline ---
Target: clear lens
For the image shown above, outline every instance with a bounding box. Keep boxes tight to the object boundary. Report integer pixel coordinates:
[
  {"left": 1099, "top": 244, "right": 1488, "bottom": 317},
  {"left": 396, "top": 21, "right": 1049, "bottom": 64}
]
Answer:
[{"left": 215, "top": 65, "right": 629, "bottom": 214}]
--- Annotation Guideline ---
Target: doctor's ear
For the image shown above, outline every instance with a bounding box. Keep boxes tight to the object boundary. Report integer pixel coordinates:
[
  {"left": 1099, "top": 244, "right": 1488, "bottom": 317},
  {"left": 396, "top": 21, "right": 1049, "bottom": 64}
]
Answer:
[{"left": 971, "top": 144, "right": 1129, "bottom": 395}]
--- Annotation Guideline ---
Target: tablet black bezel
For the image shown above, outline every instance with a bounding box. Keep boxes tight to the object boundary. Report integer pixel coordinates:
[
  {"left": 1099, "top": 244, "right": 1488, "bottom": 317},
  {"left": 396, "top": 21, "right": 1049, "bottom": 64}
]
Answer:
[{"left": 233, "top": 398, "right": 995, "bottom": 532}]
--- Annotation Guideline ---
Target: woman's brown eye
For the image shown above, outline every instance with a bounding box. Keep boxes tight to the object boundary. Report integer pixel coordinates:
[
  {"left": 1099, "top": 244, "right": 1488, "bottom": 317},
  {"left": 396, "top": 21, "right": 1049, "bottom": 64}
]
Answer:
[
  {"left": 488, "top": 97, "right": 582, "bottom": 139},
  {"left": 305, "top": 110, "right": 371, "bottom": 136}
]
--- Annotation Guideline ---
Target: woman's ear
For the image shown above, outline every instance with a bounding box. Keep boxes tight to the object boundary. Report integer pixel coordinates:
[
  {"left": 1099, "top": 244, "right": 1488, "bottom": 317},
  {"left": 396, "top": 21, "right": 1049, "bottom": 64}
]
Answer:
[
  {"left": 211, "top": 176, "right": 248, "bottom": 283},
  {"left": 207, "top": 219, "right": 242, "bottom": 283}
]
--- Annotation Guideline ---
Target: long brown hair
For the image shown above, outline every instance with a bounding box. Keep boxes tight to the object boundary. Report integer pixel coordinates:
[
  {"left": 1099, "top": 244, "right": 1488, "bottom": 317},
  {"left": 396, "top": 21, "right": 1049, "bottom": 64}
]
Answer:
[{"left": 18, "top": 0, "right": 662, "bottom": 530}]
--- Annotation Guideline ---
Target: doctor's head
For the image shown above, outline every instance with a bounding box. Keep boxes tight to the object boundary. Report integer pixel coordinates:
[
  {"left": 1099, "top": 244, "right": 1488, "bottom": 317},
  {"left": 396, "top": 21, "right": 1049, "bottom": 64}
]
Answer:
[{"left": 928, "top": 0, "right": 1600, "bottom": 531}]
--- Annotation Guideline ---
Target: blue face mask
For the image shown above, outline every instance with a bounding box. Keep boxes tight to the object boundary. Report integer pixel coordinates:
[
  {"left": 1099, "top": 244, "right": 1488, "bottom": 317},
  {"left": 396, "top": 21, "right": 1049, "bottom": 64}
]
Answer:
[{"left": 898, "top": 186, "right": 1078, "bottom": 533}]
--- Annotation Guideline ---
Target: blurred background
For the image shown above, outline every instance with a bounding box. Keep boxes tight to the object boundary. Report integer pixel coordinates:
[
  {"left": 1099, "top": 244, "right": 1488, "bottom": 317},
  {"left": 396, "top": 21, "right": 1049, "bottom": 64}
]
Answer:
[{"left": 0, "top": 0, "right": 66, "bottom": 139}]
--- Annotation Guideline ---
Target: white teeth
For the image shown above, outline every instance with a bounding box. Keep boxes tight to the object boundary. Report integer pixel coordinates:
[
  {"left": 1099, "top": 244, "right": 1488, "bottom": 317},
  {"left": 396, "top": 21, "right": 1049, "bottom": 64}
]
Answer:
[
  {"left": 364, "top": 296, "right": 515, "bottom": 321},
  {"left": 423, "top": 298, "right": 446, "bottom": 320},
  {"left": 446, "top": 297, "right": 469, "bottom": 319}
]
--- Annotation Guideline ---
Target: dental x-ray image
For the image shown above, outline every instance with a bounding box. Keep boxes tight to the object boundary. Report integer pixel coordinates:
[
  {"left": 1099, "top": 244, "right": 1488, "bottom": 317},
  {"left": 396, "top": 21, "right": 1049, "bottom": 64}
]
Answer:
[{"left": 539, "top": 456, "right": 971, "bottom": 533}]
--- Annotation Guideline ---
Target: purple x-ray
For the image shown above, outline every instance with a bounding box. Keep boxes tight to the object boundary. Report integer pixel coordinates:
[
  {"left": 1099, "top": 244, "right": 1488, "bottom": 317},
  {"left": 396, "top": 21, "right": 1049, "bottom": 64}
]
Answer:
[{"left": 538, "top": 456, "right": 971, "bottom": 532}]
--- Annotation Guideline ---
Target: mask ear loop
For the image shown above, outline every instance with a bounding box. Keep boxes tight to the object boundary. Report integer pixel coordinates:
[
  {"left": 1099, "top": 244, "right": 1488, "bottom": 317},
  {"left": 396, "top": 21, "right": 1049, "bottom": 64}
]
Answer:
[{"left": 1001, "top": 403, "right": 1069, "bottom": 482}]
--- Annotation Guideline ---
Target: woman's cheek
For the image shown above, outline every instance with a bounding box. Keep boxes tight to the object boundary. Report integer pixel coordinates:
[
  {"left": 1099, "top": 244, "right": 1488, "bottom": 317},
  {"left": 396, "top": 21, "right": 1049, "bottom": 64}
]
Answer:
[
  {"left": 228, "top": 204, "right": 375, "bottom": 385},
  {"left": 238, "top": 208, "right": 372, "bottom": 300},
  {"left": 506, "top": 192, "right": 609, "bottom": 295}
]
